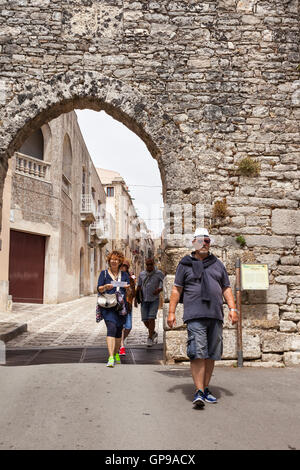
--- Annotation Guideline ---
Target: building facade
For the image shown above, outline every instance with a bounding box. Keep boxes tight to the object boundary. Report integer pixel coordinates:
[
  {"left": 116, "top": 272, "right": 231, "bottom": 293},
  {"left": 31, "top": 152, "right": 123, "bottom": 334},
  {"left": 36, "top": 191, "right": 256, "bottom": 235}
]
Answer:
[
  {"left": 0, "top": 111, "right": 109, "bottom": 309},
  {"left": 97, "top": 168, "right": 154, "bottom": 277}
]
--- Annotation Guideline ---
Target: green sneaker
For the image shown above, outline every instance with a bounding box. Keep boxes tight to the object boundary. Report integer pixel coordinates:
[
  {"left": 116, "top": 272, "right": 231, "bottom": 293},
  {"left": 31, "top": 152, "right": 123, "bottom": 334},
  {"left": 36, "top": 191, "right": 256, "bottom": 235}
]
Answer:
[
  {"left": 106, "top": 356, "right": 114, "bottom": 367},
  {"left": 114, "top": 353, "right": 121, "bottom": 364}
]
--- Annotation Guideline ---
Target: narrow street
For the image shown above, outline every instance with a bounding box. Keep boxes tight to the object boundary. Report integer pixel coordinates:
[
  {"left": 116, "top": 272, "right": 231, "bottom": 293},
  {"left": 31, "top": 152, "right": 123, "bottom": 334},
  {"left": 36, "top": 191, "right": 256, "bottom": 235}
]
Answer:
[{"left": 1, "top": 296, "right": 163, "bottom": 349}]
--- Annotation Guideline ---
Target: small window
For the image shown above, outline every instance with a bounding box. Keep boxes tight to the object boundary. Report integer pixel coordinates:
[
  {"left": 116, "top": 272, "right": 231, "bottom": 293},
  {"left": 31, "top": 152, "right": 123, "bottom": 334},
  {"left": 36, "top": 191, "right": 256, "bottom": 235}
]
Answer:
[{"left": 107, "top": 187, "right": 114, "bottom": 197}]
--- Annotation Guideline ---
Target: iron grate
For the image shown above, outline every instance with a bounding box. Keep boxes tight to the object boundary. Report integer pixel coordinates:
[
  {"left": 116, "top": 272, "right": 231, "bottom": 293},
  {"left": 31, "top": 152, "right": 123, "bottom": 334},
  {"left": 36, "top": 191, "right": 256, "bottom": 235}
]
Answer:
[{"left": 3, "top": 347, "right": 163, "bottom": 367}]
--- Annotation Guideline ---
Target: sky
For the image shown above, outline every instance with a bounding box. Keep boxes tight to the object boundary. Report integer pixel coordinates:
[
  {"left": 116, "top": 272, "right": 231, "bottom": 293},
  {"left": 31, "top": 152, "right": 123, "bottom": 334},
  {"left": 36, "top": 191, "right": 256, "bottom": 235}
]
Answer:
[{"left": 75, "top": 109, "right": 164, "bottom": 237}]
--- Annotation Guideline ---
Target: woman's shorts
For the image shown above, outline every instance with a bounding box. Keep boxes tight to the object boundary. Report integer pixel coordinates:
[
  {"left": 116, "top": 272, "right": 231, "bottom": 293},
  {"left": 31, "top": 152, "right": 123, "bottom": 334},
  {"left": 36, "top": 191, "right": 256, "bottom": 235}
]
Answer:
[
  {"left": 105, "top": 320, "right": 123, "bottom": 338},
  {"left": 141, "top": 299, "right": 160, "bottom": 321},
  {"left": 186, "top": 318, "right": 223, "bottom": 361},
  {"left": 124, "top": 312, "right": 132, "bottom": 330}
]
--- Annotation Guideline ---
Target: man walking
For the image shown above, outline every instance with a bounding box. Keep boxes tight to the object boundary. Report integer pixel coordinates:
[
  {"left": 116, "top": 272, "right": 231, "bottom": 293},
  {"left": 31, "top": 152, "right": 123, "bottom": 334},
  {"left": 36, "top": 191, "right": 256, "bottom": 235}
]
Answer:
[
  {"left": 167, "top": 228, "right": 238, "bottom": 408},
  {"left": 136, "top": 258, "right": 164, "bottom": 347}
]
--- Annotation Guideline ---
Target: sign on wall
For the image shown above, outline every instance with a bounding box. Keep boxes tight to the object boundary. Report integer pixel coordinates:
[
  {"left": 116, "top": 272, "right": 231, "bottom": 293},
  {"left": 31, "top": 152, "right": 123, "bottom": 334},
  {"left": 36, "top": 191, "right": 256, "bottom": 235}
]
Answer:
[{"left": 241, "top": 264, "right": 269, "bottom": 291}]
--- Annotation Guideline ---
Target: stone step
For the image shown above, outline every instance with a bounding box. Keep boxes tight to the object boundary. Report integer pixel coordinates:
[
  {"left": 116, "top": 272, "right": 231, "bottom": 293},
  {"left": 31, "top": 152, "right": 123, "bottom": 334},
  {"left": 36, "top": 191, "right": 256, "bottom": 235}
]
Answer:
[{"left": 0, "top": 322, "right": 27, "bottom": 343}]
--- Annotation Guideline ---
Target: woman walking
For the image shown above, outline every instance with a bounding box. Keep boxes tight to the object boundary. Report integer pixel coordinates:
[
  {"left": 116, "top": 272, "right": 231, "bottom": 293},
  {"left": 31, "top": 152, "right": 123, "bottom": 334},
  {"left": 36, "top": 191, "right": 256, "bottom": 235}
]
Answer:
[
  {"left": 119, "top": 259, "right": 136, "bottom": 356},
  {"left": 97, "top": 251, "right": 130, "bottom": 367}
]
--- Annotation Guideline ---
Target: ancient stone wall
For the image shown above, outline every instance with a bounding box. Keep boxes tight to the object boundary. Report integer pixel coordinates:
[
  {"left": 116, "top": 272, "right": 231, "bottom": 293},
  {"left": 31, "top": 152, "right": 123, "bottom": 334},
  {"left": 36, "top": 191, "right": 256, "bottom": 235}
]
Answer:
[{"left": 0, "top": 0, "right": 299, "bottom": 365}]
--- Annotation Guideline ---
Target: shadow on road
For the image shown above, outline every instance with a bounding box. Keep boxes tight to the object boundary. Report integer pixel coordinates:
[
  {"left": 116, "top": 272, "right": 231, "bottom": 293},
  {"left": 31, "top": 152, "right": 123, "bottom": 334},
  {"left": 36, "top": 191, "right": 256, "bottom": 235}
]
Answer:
[{"left": 154, "top": 368, "right": 234, "bottom": 403}]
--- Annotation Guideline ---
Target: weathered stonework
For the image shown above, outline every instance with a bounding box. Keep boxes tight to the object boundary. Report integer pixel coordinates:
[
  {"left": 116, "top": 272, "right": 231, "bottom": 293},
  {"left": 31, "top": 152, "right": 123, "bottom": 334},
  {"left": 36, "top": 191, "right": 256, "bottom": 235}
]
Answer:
[{"left": 0, "top": 0, "right": 299, "bottom": 365}]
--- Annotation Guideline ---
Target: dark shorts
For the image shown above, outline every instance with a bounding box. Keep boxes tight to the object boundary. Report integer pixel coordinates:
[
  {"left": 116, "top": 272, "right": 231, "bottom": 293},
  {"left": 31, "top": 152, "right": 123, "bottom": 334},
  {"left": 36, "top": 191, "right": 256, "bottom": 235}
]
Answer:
[
  {"left": 186, "top": 318, "right": 223, "bottom": 361},
  {"left": 141, "top": 299, "right": 159, "bottom": 321},
  {"left": 105, "top": 320, "right": 123, "bottom": 338}
]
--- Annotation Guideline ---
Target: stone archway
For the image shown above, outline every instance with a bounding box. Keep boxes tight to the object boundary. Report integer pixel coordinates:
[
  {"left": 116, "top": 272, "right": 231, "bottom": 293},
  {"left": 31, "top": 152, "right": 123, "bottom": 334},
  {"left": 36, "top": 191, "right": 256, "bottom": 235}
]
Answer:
[
  {"left": 0, "top": 70, "right": 193, "bottom": 230},
  {"left": 0, "top": 70, "right": 194, "bottom": 357}
]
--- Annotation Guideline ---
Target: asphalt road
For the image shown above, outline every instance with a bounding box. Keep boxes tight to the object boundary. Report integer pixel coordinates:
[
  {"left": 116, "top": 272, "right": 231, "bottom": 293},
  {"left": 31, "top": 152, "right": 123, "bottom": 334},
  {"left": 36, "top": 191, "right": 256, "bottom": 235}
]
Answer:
[{"left": 0, "top": 363, "right": 299, "bottom": 450}]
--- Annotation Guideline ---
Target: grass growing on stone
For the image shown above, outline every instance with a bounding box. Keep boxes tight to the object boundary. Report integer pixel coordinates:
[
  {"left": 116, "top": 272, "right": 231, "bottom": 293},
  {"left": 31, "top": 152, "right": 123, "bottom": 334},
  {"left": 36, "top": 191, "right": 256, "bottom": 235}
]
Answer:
[
  {"left": 212, "top": 199, "right": 229, "bottom": 219},
  {"left": 236, "top": 235, "right": 246, "bottom": 247},
  {"left": 237, "top": 157, "right": 261, "bottom": 177}
]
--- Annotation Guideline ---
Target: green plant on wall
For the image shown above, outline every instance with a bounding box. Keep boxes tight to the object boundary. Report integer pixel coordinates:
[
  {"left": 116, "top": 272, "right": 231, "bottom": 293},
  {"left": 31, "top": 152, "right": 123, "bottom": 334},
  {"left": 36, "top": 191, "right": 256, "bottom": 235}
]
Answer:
[
  {"left": 236, "top": 235, "right": 246, "bottom": 247},
  {"left": 237, "top": 157, "right": 260, "bottom": 177}
]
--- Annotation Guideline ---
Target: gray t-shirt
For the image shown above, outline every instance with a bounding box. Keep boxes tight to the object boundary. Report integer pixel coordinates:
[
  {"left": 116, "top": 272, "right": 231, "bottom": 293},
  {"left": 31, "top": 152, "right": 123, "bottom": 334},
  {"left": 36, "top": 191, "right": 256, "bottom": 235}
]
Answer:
[
  {"left": 174, "top": 256, "right": 230, "bottom": 323},
  {"left": 138, "top": 268, "right": 165, "bottom": 302}
]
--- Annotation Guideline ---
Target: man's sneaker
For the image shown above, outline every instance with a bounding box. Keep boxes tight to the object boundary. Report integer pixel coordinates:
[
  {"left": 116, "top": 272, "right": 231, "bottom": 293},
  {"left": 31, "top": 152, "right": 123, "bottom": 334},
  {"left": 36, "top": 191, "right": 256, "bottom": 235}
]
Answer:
[
  {"left": 192, "top": 389, "right": 206, "bottom": 408},
  {"left": 119, "top": 347, "right": 126, "bottom": 356},
  {"left": 151, "top": 331, "right": 158, "bottom": 344},
  {"left": 106, "top": 356, "right": 114, "bottom": 367},
  {"left": 204, "top": 387, "right": 217, "bottom": 403},
  {"left": 147, "top": 336, "right": 153, "bottom": 347},
  {"left": 114, "top": 353, "right": 121, "bottom": 364}
]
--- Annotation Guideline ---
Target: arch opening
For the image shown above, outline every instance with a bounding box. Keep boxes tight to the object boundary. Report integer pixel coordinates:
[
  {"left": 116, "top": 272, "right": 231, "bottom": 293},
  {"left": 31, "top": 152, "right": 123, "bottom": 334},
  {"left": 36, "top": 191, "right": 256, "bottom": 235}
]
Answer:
[{"left": 0, "top": 83, "right": 168, "bottom": 353}]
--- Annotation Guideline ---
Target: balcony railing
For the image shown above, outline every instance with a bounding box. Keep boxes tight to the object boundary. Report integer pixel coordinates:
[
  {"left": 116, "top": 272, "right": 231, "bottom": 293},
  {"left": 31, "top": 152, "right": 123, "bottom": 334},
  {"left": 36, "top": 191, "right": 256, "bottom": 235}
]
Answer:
[
  {"left": 90, "top": 215, "right": 105, "bottom": 232},
  {"left": 89, "top": 216, "right": 109, "bottom": 246},
  {"left": 15, "top": 152, "right": 51, "bottom": 181},
  {"left": 81, "top": 194, "right": 96, "bottom": 224}
]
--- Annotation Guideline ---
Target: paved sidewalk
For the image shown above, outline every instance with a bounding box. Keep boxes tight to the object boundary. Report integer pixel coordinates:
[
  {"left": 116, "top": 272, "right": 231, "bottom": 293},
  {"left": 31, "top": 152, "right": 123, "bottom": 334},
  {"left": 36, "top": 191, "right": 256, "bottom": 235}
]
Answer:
[{"left": 0, "top": 296, "right": 163, "bottom": 349}]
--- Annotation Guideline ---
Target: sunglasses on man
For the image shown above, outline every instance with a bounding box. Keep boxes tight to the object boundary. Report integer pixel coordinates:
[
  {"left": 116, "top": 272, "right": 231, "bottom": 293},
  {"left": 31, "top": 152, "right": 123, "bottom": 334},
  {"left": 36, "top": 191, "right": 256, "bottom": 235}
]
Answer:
[{"left": 194, "top": 237, "right": 211, "bottom": 244}]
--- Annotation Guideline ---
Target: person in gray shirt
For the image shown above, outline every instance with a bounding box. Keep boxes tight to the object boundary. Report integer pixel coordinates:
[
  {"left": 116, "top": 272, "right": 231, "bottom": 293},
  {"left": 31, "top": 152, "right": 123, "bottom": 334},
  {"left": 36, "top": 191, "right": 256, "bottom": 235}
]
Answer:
[
  {"left": 136, "top": 258, "right": 164, "bottom": 347},
  {"left": 167, "top": 228, "right": 238, "bottom": 408}
]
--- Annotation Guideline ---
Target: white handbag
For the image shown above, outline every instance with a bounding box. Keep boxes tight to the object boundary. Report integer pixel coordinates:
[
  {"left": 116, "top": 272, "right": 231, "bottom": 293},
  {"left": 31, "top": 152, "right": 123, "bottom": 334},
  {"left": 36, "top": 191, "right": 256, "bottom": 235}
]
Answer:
[{"left": 97, "top": 271, "right": 121, "bottom": 309}]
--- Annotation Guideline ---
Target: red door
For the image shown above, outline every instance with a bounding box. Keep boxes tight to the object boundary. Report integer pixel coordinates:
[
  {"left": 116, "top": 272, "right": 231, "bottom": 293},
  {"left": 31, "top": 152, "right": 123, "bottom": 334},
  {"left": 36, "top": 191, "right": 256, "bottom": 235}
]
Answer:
[{"left": 9, "top": 230, "right": 46, "bottom": 303}]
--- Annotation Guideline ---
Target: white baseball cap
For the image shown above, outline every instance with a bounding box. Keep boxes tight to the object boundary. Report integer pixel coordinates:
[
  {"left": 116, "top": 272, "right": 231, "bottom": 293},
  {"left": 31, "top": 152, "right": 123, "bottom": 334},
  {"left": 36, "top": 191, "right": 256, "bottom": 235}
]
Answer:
[{"left": 193, "top": 228, "right": 210, "bottom": 238}]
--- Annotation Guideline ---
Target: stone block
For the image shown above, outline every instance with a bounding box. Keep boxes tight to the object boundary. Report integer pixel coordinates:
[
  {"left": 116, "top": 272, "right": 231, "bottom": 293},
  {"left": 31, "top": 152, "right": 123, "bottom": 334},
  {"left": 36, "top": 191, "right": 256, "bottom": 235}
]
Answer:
[
  {"left": 163, "top": 248, "right": 190, "bottom": 274},
  {"left": 256, "top": 253, "right": 280, "bottom": 270},
  {"left": 281, "top": 309, "right": 300, "bottom": 322},
  {"left": 283, "top": 352, "right": 300, "bottom": 366},
  {"left": 272, "top": 209, "right": 300, "bottom": 235},
  {"left": 164, "top": 329, "right": 188, "bottom": 362},
  {"left": 163, "top": 302, "right": 185, "bottom": 330},
  {"left": 245, "top": 235, "right": 295, "bottom": 249},
  {"left": 242, "top": 304, "right": 279, "bottom": 329},
  {"left": 280, "top": 256, "right": 300, "bottom": 265},
  {"left": 163, "top": 274, "right": 175, "bottom": 302},
  {"left": 279, "top": 320, "right": 298, "bottom": 333},
  {"left": 245, "top": 284, "right": 287, "bottom": 304},
  {"left": 275, "top": 275, "right": 300, "bottom": 286},
  {"left": 222, "top": 329, "right": 261, "bottom": 359},
  {"left": 287, "top": 335, "right": 300, "bottom": 352},
  {"left": 237, "top": 0, "right": 255, "bottom": 13},
  {"left": 277, "top": 266, "right": 300, "bottom": 275},
  {"left": 262, "top": 332, "right": 291, "bottom": 353},
  {"left": 243, "top": 361, "right": 284, "bottom": 368},
  {"left": 261, "top": 353, "right": 283, "bottom": 363}
]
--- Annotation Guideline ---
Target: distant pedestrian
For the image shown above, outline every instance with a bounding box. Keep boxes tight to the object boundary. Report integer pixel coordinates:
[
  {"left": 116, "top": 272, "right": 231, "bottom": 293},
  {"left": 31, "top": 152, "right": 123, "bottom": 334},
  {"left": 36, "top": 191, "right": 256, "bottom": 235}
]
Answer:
[
  {"left": 97, "top": 251, "right": 131, "bottom": 367},
  {"left": 119, "top": 259, "right": 136, "bottom": 356},
  {"left": 135, "top": 258, "right": 164, "bottom": 347},
  {"left": 167, "top": 228, "right": 238, "bottom": 408}
]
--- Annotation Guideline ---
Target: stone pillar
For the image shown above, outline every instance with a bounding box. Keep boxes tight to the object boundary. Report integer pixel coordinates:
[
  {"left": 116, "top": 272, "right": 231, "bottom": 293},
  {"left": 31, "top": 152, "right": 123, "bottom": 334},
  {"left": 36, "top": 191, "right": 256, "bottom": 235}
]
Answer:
[{"left": 0, "top": 158, "right": 11, "bottom": 312}]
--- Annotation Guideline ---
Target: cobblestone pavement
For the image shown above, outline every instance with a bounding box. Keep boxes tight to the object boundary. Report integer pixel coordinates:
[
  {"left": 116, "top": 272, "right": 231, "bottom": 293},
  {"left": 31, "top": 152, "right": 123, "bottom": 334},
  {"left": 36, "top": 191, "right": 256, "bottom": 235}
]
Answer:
[{"left": 1, "top": 296, "right": 163, "bottom": 349}]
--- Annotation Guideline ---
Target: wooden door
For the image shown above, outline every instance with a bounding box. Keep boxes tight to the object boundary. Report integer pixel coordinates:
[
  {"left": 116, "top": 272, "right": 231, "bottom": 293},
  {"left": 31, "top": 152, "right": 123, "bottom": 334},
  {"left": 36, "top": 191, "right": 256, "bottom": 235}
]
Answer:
[{"left": 9, "top": 230, "right": 46, "bottom": 303}]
